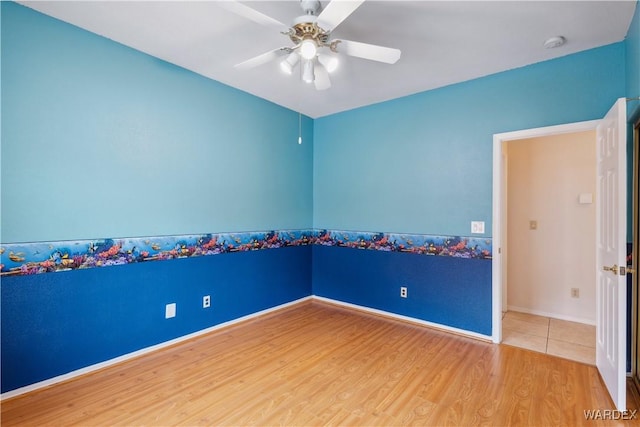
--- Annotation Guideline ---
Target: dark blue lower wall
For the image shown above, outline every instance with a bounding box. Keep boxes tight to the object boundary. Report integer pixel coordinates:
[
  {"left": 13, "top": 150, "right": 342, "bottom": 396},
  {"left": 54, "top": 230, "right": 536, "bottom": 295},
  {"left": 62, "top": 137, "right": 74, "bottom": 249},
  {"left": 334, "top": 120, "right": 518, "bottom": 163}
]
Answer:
[
  {"left": 1, "top": 246, "right": 311, "bottom": 393},
  {"left": 312, "top": 245, "right": 492, "bottom": 335},
  {"left": 628, "top": 242, "right": 634, "bottom": 372}
]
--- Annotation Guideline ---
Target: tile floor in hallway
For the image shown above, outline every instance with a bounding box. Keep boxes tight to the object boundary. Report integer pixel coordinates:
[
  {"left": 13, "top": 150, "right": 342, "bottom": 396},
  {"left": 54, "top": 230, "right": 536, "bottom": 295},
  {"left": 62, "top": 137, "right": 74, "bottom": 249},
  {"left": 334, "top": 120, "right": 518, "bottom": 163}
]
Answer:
[{"left": 502, "top": 311, "right": 596, "bottom": 365}]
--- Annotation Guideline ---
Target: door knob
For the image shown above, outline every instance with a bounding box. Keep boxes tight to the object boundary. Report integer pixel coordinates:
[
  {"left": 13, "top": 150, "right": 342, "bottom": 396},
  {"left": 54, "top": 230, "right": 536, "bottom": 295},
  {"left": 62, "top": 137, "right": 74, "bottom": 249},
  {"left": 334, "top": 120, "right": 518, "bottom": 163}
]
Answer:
[{"left": 603, "top": 264, "right": 619, "bottom": 274}]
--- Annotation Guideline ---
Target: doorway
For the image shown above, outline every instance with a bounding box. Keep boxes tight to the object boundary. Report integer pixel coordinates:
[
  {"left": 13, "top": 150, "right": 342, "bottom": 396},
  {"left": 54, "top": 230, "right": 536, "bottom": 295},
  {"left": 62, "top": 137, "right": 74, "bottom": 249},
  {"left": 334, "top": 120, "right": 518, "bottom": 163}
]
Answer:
[
  {"left": 494, "top": 100, "right": 629, "bottom": 410},
  {"left": 501, "top": 130, "right": 597, "bottom": 363},
  {"left": 491, "top": 120, "right": 600, "bottom": 344}
]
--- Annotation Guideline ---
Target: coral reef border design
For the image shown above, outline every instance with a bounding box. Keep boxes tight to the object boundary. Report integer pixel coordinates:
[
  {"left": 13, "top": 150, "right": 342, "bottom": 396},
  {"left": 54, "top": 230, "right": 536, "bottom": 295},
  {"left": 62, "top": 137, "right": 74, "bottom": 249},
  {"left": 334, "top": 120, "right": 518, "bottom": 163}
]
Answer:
[
  {"left": 314, "top": 230, "right": 492, "bottom": 259},
  {"left": 1, "top": 229, "right": 493, "bottom": 277}
]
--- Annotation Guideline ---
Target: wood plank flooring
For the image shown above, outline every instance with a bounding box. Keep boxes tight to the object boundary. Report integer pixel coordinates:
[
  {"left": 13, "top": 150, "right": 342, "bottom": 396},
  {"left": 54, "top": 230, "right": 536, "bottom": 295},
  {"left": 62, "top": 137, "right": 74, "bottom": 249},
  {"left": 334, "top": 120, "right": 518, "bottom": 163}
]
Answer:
[{"left": 1, "top": 301, "right": 634, "bottom": 426}]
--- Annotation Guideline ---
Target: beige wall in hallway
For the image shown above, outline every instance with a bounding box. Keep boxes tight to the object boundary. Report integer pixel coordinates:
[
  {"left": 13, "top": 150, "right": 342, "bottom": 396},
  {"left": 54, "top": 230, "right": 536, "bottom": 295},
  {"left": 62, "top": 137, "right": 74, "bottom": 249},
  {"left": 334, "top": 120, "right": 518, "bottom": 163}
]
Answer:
[{"left": 506, "top": 130, "right": 596, "bottom": 324}]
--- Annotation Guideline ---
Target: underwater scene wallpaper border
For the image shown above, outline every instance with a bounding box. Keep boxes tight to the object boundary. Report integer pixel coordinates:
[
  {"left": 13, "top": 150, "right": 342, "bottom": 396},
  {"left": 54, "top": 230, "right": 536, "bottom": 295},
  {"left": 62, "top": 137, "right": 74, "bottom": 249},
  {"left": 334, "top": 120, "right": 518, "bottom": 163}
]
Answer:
[
  {"left": 314, "top": 230, "right": 492, "bottom": 259},
  {"left": 1, "top": 229, "right": 493, "bottom": 276}
]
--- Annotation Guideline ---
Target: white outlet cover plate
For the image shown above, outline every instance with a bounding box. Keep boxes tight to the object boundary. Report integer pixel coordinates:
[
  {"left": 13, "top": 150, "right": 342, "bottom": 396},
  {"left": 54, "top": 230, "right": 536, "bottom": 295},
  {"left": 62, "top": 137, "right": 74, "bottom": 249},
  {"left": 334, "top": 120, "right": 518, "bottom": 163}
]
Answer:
[
  {"left": 471, "top": 221, "right": 485, "bottom": 234},
  {"left": 165, "top": 303, "right": 176, "bottom": 318}
]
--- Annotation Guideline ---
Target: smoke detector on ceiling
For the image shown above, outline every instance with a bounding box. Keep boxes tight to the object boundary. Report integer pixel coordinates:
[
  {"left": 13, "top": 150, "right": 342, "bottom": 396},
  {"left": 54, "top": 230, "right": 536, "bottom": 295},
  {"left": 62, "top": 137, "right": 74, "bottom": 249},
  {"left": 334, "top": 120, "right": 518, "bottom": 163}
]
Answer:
[{"left": 544, "top": 36, "right": 567, "bottom": 49}]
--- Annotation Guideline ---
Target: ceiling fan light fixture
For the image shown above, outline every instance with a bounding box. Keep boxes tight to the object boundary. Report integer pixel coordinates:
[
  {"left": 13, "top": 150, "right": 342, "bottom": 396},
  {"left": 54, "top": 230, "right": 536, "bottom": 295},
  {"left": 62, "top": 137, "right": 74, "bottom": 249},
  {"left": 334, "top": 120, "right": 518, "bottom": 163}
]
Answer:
[
  {"left": 300, "top": 38, "right": 318, "bottom": 60},
  {"left": 302, "top": 60, "right": 315, "bottom": 83},
  {"left": 318, "top": 53, "right": 338, "bottom": 73},
  {"left": 280, "top": 51, "right": 300, "bottom": 75}
]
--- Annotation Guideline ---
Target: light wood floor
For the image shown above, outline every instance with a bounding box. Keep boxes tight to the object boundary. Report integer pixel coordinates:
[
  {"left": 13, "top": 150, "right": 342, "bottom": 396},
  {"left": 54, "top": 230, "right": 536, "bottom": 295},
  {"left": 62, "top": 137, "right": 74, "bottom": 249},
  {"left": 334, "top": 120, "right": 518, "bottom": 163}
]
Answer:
[{"left": 1, "top": 301, "right": 634, "bottom": 426}]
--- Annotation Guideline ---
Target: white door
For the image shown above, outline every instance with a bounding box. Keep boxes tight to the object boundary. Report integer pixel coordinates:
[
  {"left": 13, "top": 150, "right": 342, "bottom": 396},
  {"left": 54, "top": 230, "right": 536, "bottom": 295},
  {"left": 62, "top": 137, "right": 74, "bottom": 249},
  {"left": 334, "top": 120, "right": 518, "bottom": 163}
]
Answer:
[{"left": 596, "top": 98, "right": 627, "bottom": 411}]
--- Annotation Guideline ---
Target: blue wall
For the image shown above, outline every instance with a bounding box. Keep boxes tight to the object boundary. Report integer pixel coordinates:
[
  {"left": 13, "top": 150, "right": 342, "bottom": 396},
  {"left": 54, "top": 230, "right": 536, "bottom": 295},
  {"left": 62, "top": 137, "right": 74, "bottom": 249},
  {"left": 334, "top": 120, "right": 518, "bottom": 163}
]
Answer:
[
  {"left": 627, "top": 1, "right": 640, "bottom": 241},
  {"left": 313, "top": 43, "right": 626, "bottom": 236},
  {"left": 1, "top": 2, "right": 313, "bottom": 243},
  {"left": 1, "top": 246, "right": 311, "bottom": 393},
  {"left": 626, "top": 1, "right": 640, "bottom": 372},
  {"left": 313, "top": 246, "right": 492, "bottom": 335},
  {"left": 0, "top": 2, "right": 313, "bottom": 394},
  {"left": 627, "top": 2, "right": 640, "bottom": 109}
]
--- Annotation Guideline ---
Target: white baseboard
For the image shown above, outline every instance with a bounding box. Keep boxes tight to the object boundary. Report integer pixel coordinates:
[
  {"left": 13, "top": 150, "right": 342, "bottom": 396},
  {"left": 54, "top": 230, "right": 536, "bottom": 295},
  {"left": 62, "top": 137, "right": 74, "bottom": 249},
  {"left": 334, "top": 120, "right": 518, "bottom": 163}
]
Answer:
[
  {"left": 312, "top": 296, "right": 493, "bottom": 342},
  {"left": 507, "top": 305, "right": 596, "bottom": 326},
  {"left": 0, "top": 296, "right": 312, "bottom": 401}
]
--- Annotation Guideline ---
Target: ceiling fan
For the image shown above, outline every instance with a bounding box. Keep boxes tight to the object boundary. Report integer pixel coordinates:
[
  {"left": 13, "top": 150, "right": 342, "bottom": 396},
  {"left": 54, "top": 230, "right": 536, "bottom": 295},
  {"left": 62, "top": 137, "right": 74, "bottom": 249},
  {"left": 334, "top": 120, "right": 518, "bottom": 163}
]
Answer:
[{"left": 220, "top": 0, "right": 401, "bottom": 90}]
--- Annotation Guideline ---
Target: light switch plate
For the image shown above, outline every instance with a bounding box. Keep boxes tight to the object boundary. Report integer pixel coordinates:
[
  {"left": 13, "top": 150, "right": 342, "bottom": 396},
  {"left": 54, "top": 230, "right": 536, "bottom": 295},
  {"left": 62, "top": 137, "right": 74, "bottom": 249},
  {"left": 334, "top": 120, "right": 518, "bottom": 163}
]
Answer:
[
  {"left": 579, "top": 193, "right": 593, "bottom": 204},
  {"left": 471, "top": 221, "right": 485, "bottom": 234}
]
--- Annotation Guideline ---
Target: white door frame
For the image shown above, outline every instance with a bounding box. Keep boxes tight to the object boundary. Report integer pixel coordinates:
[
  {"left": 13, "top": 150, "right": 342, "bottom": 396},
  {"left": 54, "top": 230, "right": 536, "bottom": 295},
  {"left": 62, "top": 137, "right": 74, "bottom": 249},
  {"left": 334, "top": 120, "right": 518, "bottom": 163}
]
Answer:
[{"left": 491, "top": 120, "right": 600, "bottom": 343}]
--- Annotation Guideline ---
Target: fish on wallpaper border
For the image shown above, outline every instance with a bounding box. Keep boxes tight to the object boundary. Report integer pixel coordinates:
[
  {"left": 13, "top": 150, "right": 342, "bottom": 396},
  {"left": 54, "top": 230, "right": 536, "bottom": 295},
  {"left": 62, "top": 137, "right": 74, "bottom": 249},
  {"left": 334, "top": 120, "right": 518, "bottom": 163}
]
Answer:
[
  {"left": 60, "top": 258, "right": 75, "bottom": 268},
  {"left": 202, "top": 236, "right": 219, "bottom": 250},
  {"left": 8, "top": 252, "right": 26, "bottom": 263},
  {"left": 50, "top": 250, "right": 70, "bottom": 263},
  {"left": 372, "top": 233, "right": 387, "bottom": 243},
  {"left": 176, "top": 243, "right": 193, "bottom": 257},
  {"left": 93, "top": 240, "right": 115, "bottom": 254}
]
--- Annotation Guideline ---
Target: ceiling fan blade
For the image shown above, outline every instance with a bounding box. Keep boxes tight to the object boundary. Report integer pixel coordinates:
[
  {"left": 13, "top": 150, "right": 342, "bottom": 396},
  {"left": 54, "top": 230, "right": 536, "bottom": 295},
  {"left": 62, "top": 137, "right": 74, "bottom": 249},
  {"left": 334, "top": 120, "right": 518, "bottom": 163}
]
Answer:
[
  {"left": 317, "top": 0, "right": 365, "bottom": 32},
  {"left": 235, "top": 48, "right": 287, "bottom": 70},
  {"left": 314, "top": 63, "right": 331, "bottom": 90},
  {"left": 217, "top": 1, "right": 288, "bottom": 32},
  {"left": 337, "top": 39, "right": 401, "bottom": 64}
]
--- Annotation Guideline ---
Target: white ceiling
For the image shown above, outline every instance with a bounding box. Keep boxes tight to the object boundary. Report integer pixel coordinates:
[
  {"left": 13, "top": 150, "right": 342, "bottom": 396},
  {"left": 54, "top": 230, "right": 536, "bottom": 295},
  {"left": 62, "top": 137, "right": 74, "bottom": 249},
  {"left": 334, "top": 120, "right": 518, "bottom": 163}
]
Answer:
[{"left": 19, "top": 1, "right": 637, "bottom": 118}]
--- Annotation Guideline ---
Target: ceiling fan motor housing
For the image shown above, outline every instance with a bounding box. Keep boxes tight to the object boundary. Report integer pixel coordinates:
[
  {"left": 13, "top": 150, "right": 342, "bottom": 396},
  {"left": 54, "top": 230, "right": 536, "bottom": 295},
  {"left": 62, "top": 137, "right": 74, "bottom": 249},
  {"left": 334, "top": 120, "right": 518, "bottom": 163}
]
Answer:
[
  {"left": 299, "top": 0, "right": 321, "bottom": 15},
  {"left": 289, "top": 22, "right": 330, "bottom": 47}
]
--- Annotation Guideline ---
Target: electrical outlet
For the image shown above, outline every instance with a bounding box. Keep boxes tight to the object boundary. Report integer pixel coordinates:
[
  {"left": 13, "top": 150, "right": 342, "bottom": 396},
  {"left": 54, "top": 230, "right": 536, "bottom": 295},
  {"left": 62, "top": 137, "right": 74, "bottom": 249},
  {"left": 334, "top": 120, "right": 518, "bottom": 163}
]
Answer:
[
  {"left": 165, "top": 303, "right": 176, "bottom": 319},
  {"left": 400, "top": 287, "right": 408, "bottom": 298},
  {"left": 203, "top": 295, "right": 211, "bottom": 308},
  {"left": 571, "top": 288, "right": 580, "bottom": 298}
]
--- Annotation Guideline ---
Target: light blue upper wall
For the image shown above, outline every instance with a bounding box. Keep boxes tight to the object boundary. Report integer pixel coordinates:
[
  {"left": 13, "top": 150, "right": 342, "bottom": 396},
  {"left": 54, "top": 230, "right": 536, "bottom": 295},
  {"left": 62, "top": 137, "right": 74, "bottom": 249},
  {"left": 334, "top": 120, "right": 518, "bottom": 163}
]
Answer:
[
  {"left": 1, "top": 2, "right": 313, "bottom": 244},
  {"left": 313, "top": 43, "right": 626, "bottom": 237},
  {"left": 627, "top": 1, "right": 640, "bottom": 116}
]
